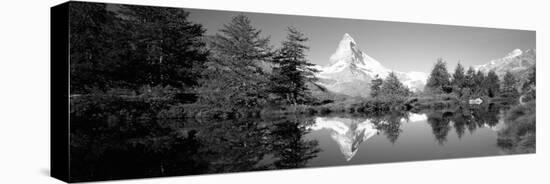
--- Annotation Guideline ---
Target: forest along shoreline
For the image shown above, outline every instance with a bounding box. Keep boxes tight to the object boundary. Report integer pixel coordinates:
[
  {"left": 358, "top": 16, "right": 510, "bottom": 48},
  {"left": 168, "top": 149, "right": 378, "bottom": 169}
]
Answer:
[{"left": 69, "top": 2, "right": 536, "bottom": 162}]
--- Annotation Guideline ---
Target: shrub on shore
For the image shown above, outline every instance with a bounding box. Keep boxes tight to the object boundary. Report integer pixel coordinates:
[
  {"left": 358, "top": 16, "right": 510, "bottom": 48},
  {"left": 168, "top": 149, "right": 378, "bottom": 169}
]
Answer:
[
  {"left": 407, "top": 93, "right": 459, "bottom": 110},
  {"left": 497, "top": 101, "right": 536, "bottom": 154}
]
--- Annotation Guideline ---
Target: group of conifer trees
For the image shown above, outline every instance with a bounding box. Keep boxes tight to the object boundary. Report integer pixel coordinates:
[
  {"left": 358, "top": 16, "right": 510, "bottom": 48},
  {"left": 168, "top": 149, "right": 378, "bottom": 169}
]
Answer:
[
  {"left": 368, "top": 57, "right": 535, "bottom": 102},
  {"left": 369, "top": 72, "right": 411, "bottom": 100},
  {"left": 69, "top": 3, "right": 209, "bottom": 94},
  {"left": 69, "top": 3, "right": 318, "bottom": 112},
  {"left": 69, "top": 2, "right": 535, "bottom": 114},
  {"left": 424, "top": 58, "right": 533, "bottom": 100}
]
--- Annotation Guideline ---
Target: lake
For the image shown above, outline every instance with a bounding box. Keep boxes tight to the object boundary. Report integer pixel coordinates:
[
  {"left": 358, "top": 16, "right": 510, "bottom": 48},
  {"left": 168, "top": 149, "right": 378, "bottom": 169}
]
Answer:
[{"left": 69, "top": 104, "right": 517, "bottom": 181}]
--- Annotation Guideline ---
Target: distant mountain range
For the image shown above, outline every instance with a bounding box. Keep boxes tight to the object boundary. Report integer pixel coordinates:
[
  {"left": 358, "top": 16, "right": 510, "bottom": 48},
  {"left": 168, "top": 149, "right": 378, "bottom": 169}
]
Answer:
[
  {"left": 312, "top": 33, "right": 535, "bottom": 98},
  {"left": 475, "top": 48, "right": 536, "bottom": 78}
]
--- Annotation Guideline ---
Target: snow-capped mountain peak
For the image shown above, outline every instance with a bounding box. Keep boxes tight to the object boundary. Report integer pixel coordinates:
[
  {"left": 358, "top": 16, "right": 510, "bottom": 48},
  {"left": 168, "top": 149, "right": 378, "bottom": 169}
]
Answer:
[
  {"left": 314, "top": 34, "right": 427, "bottom": 97},
  {"left": 475, "top": 48, "right": 535, "bottom": 77},
  {"left": 327, "top": 33, "right": 388, "bottom": 75},
  {"left": 506, "top": 48, "right": 523, "bottom": 58},
  {"left": 341, "top": 33, "right": 356, "bottom": 45},
  {"left": 329, "top": 33, "right": 355, "bottom": 65}
]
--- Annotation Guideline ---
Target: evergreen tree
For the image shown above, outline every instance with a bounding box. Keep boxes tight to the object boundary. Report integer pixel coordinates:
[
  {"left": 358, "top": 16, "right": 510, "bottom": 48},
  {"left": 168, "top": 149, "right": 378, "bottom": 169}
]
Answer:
[
  {"left": 69, "top": 3, "right": 209, "bottom": 94},
  {"left": 270, "top": 27, "right": 319, "bottom": 105},
  {"left": 370, "top": 75, "right": 383, "bottom": 98},
  {"left": 452, "top": 63, "right": 465, "bottom": 87},
  {"left": 69, "top": 2, "right": 119, "bottom": 93},
  {"left": 484, "top": 70, "right": 500, "bottom": 97},
  {"left": 462, "top": 67, "right": 477, "bottom": 96},
  {"left": 473, "top": 70, "right": 486, "bottom": 96},
  {"left": 451, "top": 63, "right": 466, "bottom": 95},
  {"left": 380, "top": 72, "right": 411, "bottom": 98},
  {"left": 210, "top": 14, "right": 272, "bottom": 64},
  {"left": 119, "top": 5, "right": 209, "bottom": 89},
  {"left": 197, "top": 15, "right": 273, "bottom": 109},
  {"left": 465, "top": 67, "right": 476, "bottom": 88},
  {"left": 425, "top": 58, "right": 451, "bottom": 93},
  {"left": 501, "top": 71, "right": 519, "bottom": 99}
]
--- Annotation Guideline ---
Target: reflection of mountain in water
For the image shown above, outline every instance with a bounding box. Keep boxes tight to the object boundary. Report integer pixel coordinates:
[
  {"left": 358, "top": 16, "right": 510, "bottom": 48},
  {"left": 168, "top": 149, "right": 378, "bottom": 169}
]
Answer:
[
  {"left": 69, "top": 95, "right": 513, "bottom": 181},
  {"left": 309, "top": 117, "right": 377, "bottom": 161},
  {"left": 309, "top": 114, "right": 428, "bottom": 161}
]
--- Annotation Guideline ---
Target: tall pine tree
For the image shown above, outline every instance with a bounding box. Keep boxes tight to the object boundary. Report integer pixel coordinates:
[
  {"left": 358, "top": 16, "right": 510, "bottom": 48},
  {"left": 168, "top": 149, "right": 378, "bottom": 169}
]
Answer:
[
  {"left": 380, "top": 72, "right": 411, "bottom": 98},
  {"left": 501, "top": 71, "right": 519, "bottom": 99},
  {"left": 197, "top": 15, "right": 273, "bottom": 110},
  {"left": 210, "top": 14, "right": 272, "bottom": 64},
  {"left": 425, "top": 58, "right": 451, "bottom": 93},
  {"left": 462, "top": 67, "right": 477, "bottom": 96},
  {"left": 69, "top": 2, "right": 118, "bottom": 93},
  {"left": 270, "top": 27, "right": 319, "bottom": 105},
  {"left": 473, "top": 70, "right": 486, "bottom": 96},
  {"left": 118, "top": 5, "right": 209, "bottom": 90},
  {"left": 451, "top": 63, "right": 466, "bottom": 95},
  {"left": 484, "top": 70, "right": 500, "bottom": 97}
]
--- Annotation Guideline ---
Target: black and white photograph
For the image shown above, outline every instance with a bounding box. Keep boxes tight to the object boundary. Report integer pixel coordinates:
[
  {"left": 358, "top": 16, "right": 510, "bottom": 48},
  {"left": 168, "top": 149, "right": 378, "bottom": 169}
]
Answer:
[
  {"left": 2, "top": 0, "right": 549, "bottom": 184},
  {"left": 49, "top": 1, "right": 540, "bottom": 182}
]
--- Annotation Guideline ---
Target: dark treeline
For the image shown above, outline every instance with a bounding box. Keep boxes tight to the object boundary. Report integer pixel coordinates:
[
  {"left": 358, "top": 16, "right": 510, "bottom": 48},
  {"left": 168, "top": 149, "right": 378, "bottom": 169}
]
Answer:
[
  {"left": 422, "top": 58, "right": 533, "bottom": 101},
  {"left": 370, "top": 72, "right": 411, "bottom": 102},
  {"left": 70, "top": 3, "right": 209, "bottom": 93},
  {"left": 69, "top": 2, "right": 325, "bottom": 119},
  {"left": 417, "top": 59, "right": 536, "bottom": 152},
  {"left": 402, "top": 58, "right": 536, "bottom": 113},
  {"left": 69, "top": 2, "right": 536, "bottom": 119}
]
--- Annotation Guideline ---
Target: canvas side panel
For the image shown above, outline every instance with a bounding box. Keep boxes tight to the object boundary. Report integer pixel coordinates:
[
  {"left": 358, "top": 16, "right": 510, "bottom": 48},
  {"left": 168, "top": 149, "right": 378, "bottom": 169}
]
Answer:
[{"left": 50, "top": 2, "right": 70, "bottom": 183}]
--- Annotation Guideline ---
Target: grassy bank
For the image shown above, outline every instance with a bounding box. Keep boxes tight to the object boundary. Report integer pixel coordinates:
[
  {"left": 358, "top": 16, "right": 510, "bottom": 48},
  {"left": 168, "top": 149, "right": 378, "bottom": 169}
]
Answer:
[{"left": 70, "top": 91, "right": 522, "bottom": 121}]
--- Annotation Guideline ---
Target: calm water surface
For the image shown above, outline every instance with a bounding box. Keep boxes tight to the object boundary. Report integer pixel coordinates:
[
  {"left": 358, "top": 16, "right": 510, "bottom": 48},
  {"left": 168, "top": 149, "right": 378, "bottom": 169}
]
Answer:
[
  {"left": 302, "top": 113, "right": 506, "bottom": 166},
  {"left": 70, "top": 106, "right": 515, "bottom": 181}
]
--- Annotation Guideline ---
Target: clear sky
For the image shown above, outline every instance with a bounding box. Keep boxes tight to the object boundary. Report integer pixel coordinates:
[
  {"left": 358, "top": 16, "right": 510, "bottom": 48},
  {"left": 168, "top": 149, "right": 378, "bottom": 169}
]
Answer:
[{"left": 185, "top": 7, "right": 535, "bottom": 73}]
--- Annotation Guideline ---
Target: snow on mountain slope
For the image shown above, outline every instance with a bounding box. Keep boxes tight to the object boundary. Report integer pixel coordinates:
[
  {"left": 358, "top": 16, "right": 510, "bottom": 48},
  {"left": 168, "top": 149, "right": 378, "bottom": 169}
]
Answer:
[
  {"left": 475, "top": 48, "right": 536, "bottom": 77},
  {"left": 308, "top": 114, "right": 427, "bottom": 161},
  {"left": 326, "top": 33, "right": 389, "bottom": 75},
  {"left": 309, "top": 117, "right": 378, "bottom": 161},
  {"left": 314, "top": 33, "right": 427, "bottom": 98}
]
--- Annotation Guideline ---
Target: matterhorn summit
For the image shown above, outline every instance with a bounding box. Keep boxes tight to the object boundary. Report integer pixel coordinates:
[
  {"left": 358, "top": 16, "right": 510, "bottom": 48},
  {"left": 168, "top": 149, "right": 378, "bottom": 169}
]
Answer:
[
  {"left": 314, "top": 33, "right": 427, "bottom": 98},
  {"left": 326, "top": 33, "right": 389, "bottom": 76}
]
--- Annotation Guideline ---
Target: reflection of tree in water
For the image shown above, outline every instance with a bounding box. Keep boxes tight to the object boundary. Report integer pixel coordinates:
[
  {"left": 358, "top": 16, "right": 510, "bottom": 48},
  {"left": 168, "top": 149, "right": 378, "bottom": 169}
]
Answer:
[
  {"left": 267, "top": 117, "right": 321, "bottom": 169},
  {"left": 472, "top": 103, "right": 501, "bottom": 127},
  {"left": 195, "top": 119, "right": 273, "bottom": 173},
  {"left": 70, "top": 102, "right": 321, "bottom": 181},
  {"left": 426, "top": 111, "right": 452, "bottom": 145},
  {"left": 69, "top": 96, "right": 515, "bottom": 182},
  {"left": 370, "top": 111, "right": 409, "bottom": 144},
  {"left": 70, "top": 114, "right": 210, "bottom": 181},
  {"left": 449, "top": 107, "right": 468, "bottom": 139},
  {"left": 424, "top": 104, "right": 504, "bottom": 145},
  {"left": 194, "top": 117, "right": 321, "bottom": 171}
]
